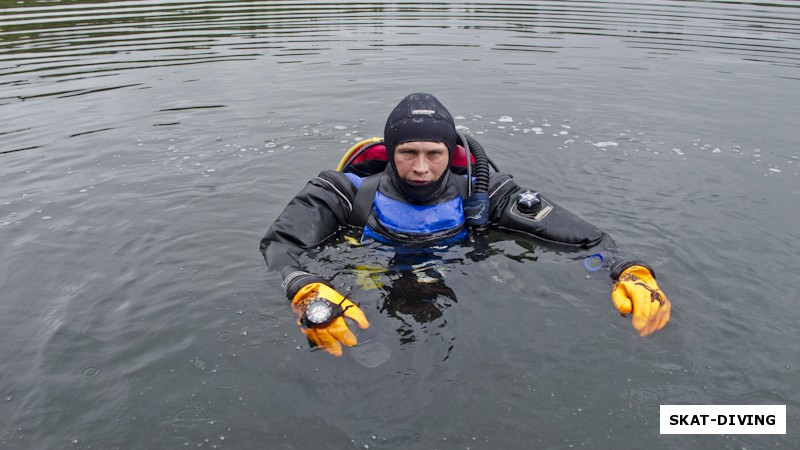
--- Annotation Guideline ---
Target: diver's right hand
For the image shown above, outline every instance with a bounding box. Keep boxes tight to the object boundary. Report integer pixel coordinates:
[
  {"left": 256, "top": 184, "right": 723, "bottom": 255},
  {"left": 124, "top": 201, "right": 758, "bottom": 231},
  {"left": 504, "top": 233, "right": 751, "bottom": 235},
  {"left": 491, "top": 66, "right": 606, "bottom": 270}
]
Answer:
[{"left": 291, "top": 282, "right": 369, "bottom": 356}]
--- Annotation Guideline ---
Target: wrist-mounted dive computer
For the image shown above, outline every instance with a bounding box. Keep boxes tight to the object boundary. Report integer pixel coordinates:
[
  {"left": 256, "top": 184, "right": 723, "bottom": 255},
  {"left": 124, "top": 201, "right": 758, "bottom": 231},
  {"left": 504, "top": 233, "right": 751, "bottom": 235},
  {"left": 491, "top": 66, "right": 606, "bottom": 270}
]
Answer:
[{"left": 302, "top": 298, "right": 343, "bottom": 328}]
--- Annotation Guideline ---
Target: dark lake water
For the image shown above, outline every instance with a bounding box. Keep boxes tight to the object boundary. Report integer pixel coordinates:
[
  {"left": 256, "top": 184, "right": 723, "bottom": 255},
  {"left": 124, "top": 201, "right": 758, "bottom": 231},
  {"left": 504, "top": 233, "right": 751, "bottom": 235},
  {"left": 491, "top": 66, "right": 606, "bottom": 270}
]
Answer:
[{"left": 1, "top": 1, "right": 798, "bottom": 448}]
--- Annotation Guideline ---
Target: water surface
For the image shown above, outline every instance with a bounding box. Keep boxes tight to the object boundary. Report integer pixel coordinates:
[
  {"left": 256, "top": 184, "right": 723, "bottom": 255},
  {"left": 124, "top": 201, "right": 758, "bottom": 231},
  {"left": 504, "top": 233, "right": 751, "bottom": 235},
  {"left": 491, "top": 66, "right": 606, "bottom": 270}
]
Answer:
[{"left": 1, "top": 1, "right": 798, "bottom": 449}]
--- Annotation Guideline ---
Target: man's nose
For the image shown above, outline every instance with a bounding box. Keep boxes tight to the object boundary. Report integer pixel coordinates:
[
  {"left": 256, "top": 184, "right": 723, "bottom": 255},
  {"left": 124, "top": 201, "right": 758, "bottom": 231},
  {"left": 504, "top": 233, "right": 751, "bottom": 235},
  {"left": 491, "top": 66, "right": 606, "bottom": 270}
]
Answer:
[{"left": 413, "top": 155, "right": 428, "bottom": 172}]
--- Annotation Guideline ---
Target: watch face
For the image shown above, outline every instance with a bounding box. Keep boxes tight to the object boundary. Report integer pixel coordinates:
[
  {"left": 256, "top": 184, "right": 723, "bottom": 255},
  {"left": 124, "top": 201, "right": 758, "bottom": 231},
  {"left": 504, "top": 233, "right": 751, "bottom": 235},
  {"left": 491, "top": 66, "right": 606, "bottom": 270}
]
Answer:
[{"left": 305, "top": 299, "right": 334, "bottom": 325}]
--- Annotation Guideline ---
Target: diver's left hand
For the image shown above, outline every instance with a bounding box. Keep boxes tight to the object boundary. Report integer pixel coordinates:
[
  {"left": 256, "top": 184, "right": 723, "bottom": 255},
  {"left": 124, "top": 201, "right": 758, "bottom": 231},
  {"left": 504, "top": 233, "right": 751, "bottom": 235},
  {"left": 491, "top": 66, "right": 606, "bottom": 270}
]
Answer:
[{"left": 611, "top": 265, "right": 671, "bottom": 336}]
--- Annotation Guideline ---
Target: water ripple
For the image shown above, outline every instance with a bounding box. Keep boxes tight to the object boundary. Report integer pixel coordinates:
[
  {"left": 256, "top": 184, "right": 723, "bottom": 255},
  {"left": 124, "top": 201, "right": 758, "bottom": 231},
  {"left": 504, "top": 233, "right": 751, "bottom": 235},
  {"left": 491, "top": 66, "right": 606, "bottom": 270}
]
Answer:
[
  {"left": 210, "top": 368, "right": 242, "bottom": 389},
  {"left": 2, "top": 1, "right": 799, "bottom": 77},
  {"left": 79, "top": 364, "right": 101, "bottom": 377},
  {"left": 0, "top": 429, "right": 16, "bottom": 441},
  {"left": 0, "top": 2, "right": 798, "bottom": 449},
  {"left": 173, "top": 291, "right": 197, "bottom": 303},
  {"left": 161, "top": 418, "right": 195, "bottom": 440}
]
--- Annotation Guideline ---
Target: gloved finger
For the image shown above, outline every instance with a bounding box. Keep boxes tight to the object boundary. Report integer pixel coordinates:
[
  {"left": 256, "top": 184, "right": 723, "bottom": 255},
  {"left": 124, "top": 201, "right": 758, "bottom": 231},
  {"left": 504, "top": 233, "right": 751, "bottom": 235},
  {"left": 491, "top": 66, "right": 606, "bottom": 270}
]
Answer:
[
  {"left": 637, "top": 307, "right": 662, "bottom": 336},
  {"left": 301, "top": 327, "right": 344, "bottom": 356},
  {"left": 629, "top": 286, "right": 659, "bottom": 333},
  {"left": 611, "top": 282, "right": 633, "bottom": 314},
  {"left": 633, "top": 299, "right": 658, "bottom": 336},
  {"left": 311, "top": 328, "right": 345, "bottom": 356},
  {"left": 341, "top": 299, "right": 370, "bottom": 329},
  {"left": 639, "top": 296, "right": 671, "bottom": 336},
  {"left": 326, "top": 316, "right": 358, "bottom": 347},
  {"left": 631, "top": 289, "right": 669, "bottom": 336}
]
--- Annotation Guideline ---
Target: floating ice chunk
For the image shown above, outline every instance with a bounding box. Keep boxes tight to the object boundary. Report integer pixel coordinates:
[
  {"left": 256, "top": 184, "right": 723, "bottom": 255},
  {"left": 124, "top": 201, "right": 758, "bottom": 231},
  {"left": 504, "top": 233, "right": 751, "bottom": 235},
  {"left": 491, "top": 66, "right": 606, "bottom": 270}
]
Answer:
[
  {"left": 455, "top": 125, "right": 469, "bottom": 131},
  {"left": 672, "top": 148, "right": 684, "bottom": 155},
  {"left": 498, "top": 116, "right": 513, "bottom": 123},
  {"left": 769, "top": 168, "right": 781, "bottom": 173},
  {"left": 712, "top": 148, "right": 721, "bottom": 153},
  {"left": 334, "top": 125, "right": 347, "bottom": 130},
  {"left": 592, "top": 142, "right": 618, "bottom": 148}
]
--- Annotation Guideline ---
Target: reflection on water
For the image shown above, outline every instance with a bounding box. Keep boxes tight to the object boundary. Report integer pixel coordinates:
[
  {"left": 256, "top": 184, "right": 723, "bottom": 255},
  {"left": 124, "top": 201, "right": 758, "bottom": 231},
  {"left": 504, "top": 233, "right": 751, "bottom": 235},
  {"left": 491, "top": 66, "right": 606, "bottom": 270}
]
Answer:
[
  {"left": 1, "top": 1, "right": 799, "bottom": 449},
  {"left": 2, "top": 1, "right": 800, "bottom": 155},
  {"left": 4, "top": 1, "right": 800, "bottom": 81}
]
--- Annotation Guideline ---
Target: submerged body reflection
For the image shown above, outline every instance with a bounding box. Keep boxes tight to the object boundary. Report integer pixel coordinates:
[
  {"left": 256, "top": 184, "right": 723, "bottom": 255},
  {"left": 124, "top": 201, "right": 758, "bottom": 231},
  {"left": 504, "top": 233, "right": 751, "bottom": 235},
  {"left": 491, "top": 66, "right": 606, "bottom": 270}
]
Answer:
[{"left": 382, "top": 264, "right": 456, "bottom": 333}]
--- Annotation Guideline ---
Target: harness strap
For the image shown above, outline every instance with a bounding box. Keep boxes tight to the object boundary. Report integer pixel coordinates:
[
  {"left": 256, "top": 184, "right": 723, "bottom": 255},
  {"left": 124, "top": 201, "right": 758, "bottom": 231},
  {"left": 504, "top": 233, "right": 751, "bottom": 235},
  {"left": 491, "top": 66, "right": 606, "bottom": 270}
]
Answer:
[
  {"left": 454, "top": 174, "right": 469, "bottom": 199},
  {"left": 349, "top": 172, "right": 382, "bottom": 227},
  {"left": 348, "top": 171, "right": 470, "bottom": 228}
]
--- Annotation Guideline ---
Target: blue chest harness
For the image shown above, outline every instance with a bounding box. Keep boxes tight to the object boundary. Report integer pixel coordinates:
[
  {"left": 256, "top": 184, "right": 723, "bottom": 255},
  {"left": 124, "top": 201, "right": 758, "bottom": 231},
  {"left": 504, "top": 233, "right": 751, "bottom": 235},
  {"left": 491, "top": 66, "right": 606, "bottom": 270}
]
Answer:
[{"left": 346, "top": 173, "right": 468, "bottom": 245}]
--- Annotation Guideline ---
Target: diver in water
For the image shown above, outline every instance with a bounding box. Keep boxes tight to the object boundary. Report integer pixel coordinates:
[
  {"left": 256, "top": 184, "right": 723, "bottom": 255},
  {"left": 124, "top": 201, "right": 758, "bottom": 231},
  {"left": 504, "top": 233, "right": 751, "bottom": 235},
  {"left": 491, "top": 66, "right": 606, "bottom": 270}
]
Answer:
[{"left": 260, "top": 92, "right": 671, "bottom": 356}]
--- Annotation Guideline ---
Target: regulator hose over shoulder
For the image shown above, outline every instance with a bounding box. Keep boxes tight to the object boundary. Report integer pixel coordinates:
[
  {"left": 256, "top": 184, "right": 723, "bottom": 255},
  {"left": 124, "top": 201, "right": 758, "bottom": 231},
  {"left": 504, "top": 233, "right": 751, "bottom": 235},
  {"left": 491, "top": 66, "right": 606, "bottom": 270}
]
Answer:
[
  {"left": 458, "top": 132, "right": 493, "bottom": 228},
  {"left": 459, "top": 132, "right": 491, "bottom": 194}
]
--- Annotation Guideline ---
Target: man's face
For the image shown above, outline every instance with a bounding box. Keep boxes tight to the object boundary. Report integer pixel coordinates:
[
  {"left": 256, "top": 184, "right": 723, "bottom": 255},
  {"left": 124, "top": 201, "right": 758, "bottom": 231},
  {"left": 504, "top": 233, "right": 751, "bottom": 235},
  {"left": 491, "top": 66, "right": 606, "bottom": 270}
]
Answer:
[{"left": 393, "top": 141, "right": 449, "bottom": 187}]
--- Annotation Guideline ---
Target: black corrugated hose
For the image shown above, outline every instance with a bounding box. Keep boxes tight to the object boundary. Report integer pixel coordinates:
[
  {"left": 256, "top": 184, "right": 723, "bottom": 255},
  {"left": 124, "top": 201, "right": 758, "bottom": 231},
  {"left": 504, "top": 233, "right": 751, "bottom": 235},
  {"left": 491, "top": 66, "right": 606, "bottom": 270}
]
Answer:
[{"left": 459, "top": 132, "right": 496, "bottom": 228}]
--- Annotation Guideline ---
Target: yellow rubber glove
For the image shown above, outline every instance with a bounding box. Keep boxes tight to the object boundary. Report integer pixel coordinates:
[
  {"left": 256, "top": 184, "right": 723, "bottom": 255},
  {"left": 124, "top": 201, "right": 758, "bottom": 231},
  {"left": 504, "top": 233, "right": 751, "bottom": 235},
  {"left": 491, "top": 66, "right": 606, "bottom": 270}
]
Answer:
[
  {"left": 611, "top": 265, "right": 671, "bottom": 336},
  {"left": 291, "top": 283, "right": 369, "bottom": 356}
]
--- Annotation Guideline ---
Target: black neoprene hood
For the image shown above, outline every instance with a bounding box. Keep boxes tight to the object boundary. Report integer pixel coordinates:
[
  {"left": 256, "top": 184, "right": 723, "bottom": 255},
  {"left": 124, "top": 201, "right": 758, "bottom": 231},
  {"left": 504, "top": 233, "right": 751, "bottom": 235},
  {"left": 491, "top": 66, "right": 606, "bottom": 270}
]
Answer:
[
  {"left": 382, "top": 93, "right": 459, "bottom": 202},
  {"left": 383, "top": 93, "right": 458, "bottom": 158}
]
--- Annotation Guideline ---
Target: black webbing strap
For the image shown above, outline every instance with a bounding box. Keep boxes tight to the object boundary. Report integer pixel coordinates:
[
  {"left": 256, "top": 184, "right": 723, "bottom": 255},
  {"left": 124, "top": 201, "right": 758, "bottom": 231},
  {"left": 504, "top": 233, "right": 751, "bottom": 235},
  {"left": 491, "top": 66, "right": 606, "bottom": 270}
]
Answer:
[
  {"left": 454, "top": 173, "right": 469, "bottom": 198},
  {"left": 349, "top": 172, "right": 382, "bottom": 227},
  {"left": 348, "top": 171, "right": 470, "bottom": 228}
]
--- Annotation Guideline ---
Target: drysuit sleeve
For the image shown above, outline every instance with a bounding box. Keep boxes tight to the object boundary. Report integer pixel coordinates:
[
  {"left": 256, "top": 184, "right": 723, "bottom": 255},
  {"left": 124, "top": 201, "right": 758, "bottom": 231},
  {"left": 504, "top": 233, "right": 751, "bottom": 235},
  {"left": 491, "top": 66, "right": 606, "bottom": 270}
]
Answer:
[
  {"left": 486, "top": 172, "right": 654, "bottom": 279},
  {"left": 259, "top": 170, "right": 358, "bottom": 299}
]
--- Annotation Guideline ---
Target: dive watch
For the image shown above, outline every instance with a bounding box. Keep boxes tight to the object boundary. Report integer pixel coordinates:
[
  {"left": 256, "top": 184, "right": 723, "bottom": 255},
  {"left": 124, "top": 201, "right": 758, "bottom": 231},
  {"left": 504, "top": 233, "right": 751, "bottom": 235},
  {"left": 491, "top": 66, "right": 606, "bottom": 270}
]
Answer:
[{"left": 302, "top": 298, "right": 343, "bottom": 328}]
